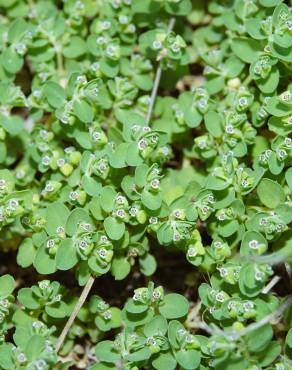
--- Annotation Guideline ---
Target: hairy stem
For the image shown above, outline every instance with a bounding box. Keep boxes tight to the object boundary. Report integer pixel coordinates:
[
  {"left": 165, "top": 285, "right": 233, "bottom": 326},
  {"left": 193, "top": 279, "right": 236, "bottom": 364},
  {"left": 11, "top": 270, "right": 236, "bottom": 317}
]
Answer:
[
  {"left": 55, "top": 275, "right": 95, "bottom": 353},
  {"left": 146, "top": 17, "right": 176, "bottom": 125}
]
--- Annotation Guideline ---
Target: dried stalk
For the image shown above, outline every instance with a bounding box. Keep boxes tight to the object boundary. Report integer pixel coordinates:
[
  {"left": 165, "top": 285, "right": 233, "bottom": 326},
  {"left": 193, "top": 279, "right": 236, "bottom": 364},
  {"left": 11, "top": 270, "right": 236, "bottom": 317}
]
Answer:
[{"left": 55, "top": 275, "right": 95, "bottom": 353}]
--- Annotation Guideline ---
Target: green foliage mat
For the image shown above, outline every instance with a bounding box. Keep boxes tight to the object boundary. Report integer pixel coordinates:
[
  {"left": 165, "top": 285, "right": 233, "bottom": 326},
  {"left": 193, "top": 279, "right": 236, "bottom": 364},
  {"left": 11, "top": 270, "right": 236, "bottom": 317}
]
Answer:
[{"left": 0, "top": 0, "right": 291, "bottom": 369}]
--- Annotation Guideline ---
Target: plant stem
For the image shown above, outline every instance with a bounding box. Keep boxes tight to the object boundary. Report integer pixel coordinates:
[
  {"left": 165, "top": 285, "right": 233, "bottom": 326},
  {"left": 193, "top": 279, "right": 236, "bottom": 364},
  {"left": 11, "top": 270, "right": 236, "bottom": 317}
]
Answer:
[
  {"left": 234, "top": 295, "right": 292, "bottom": 339},
  {"left": 146, "top": 17, "right": 176, "bottom": 125},
  {"left": 187, "top": 295, "right": 292, "bottom": 341},
  {"left": 261, "top": 275, "right": 280, "bottom": 294},
  {"left": 55, "top": 275, "right": 95, "bottom": 353}
]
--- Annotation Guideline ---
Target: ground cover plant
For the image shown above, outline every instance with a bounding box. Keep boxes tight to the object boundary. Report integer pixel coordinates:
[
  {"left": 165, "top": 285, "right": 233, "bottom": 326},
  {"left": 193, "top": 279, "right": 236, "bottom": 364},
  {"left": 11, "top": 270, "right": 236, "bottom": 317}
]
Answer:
[{"left": 0, "top": 0, "right": 291, "bottom": 369}]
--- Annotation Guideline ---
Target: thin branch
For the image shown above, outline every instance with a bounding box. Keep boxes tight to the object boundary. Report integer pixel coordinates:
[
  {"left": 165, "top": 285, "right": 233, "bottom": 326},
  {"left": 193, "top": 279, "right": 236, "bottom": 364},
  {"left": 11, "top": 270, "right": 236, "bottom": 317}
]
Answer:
[
  {"left": 55, "top": 275, "right": 95, "bottom": 353},
  {"left": 261, "top": 275, "right": 281, "bottom": 294},
  {"left": 234, "top": 295, "right": 292, "bottom": 339},
  {"left": 187, "top": 295, "right": 292, "bottom": 341},
  {"left": 145, "top": 17, "right": 176, "bottom": 125}
]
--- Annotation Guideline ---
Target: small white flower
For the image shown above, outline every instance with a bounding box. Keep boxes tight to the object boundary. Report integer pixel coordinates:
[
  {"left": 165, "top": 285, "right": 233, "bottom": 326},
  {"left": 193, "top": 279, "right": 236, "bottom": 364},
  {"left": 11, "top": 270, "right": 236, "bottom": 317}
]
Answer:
[
  {"left": 138, "top": 138, "right": 148, "bottom": 150},
  {"left": 116, "top": 209, "right": 125, "bottom": 219},
  {"left": 152, "top": 40, "right": 162, "bottom": 50},
  {"left": 17, "top": 353, "right": 27, "bottom": 363},
  {"left": 103, "top": 310, "right": 112, "bottom": 320},
  {"left": 98, "top": 248, "right": 107, "bottom": 258},
  {"left": 79, "top": 240, "right": 88, "bottom": 250},
  {"left": 119, "top": 15, "right": 128, "bottom": 24},
  {"left": 133, "top": 292, "right": 141, "bottom": 301},
  {"left": 42, "top": 156, "right": 51, "bottom": 166},
  {"left": 45, "top": 183, "right": 54, "bottom": 192},
  {"left": 102, "top": 21, "right": 111, "bottom": 29},
  {"left": 106, "top": 44, "right": 116, "bottom": 57},
  {"left": 238, "top": 97, "right": 247, "bottom": 106},
  {"left": 248, "top": 240, "right": 259, "bottom": 249},
  {"left": 187, "top": 247, "right": 197, "bottom": 257},
  {"left": 9, "top": 199, "right": 18, "bottom": 209},
  {"left": 255, "top": 271, "right": 264, "bottom": 281},
  {"left": 243, "top": 301, "right": 254, "bottom": 311},
  {"left": 100, "top": 235, "right": 109, "bottom": 244},
  {"left": 35, "top": 359, "right": 47, "bottom": 370},
  {"left": 198, "top": 98, "right": 207, "bottom": 109},
  {"left": 39, "top": 281, "right": 50, "bottom": 290},
  {"left": 171, "top": 42, "right": 180, "bottom": 53},
  {"left": 0, "top": 179, "right": 6, "bottom": 189},
  {"left": 146, "top": 337, "right": 157, "bottom": 346},
  {"left": 56, "top": 226, "right": 64, "bottom": 234},
  {"left": 152, "top": 290, "right": 161, "bottom": 300},
  {"left": 151, "top": 179, "right": 160, "bottom": 189},
  {"left": 225, "top": 124, "right": 234, "bottom": 134},
  {"left": 16, "top": 170, "right": 25, "bottom": 179},
  {"left": 149, "top": 217, "right": 158, "bottom": 224},
  {"left": 214, "top": 241, "right": 222, "bottom": 248},
  {"left": 46, "top": 239, "right": 55, "bottom": 249},
  {"left": 57, "top": 158, "right": 65, "bottom": 167},
  {"left": 129, "top": 207, "right": 138, "bottom": 216},
  {"left": 219, "top": 268, "right": 228, "bottom": 277},
  {"left": 77, "top": 75, "right": 87, "bottom": 84},
  {"left": 215, "top": 292, "right": 225, "bottom": 302},
  {"left": 96, "top": 36, "right": 105, "bottom": 45},
  {"left": 116, "top": 195, "right": 126, "bottom": 204},
  {"left": 69, "top": 191, "right": 79, "bottom": 201}
]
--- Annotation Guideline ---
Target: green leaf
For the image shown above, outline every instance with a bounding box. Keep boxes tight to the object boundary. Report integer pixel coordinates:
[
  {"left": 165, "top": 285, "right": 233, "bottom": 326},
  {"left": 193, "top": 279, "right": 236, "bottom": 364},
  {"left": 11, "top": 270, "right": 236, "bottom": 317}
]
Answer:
[
  {"left": 17, "top": 288, "right": 40, "bottom": 310},
  {"left": 144, "top": 315, "right": 168, "bottom": 337},
  {"left": 125, "top": 298, "right": 148, "bottom": 314},
  {"left": 175, "top": 349, "right": 201, "bottom": 370},
  {"left": 141, "top": 191, "right": 162, "bottom": 210},
  {"left": 73, "top": 99, "right": 94, "bottom": 123},
  {"left": 25, "top": 335, "right": 45, "bottom": 360},
  {"left": 139, "top": 253, "right": 157, "bottom": 276},
  {"left": 240, "top": 231, "right": 267, "bottom": 257},
  {"left": 286, "top": 328, "right": 292, "bottom": 348},
  {"left": 152, "top": 352, "right": 177, "bottom": 370},
  {"left": 111, "top": 256, "right": 131, "bottom": 280},
  {"left": 0, "top": 114, "right": 23, "bottom": 135},
  {"left": 95, "top": 341, "right": 120, "bottom": 363},
  {"left": 231, "top": 37, "right": 262, "bottom": 63},
  {"left": 63, "top": 36, "right": 87, "bottom": 58},
  {"left": 66, "top": 208, "right": 92, "bottom": 236},
  {"left": 247, "top": 324, "right": 273, "bottom": 353},
  {"left": 256, "top": 66, "right": 279, "bottom": 94},
  {"left": 0, "top": 274, "right": 15, "bottom": 298},
  {"left": 43, "top": 81, "right": 66, "bottom": 109},
  {"left": 204, "top": 111, "right": 223, "bottom": 138},
  {"left": 257, "top": 341, "right": 281, "bottom": 367},
  {"left": 165, "top": 0, "right": 192, "bottom": 15},
  {"left": 0, "top": 344, "right": 13, "bottom": 370},
  {"left": 33, "top": 244, "right": 57, "bottom": 275},
  {"left": 46, "top": 301, "right": 68, "bottom": 318},
  {"left": 82, "top": 175, "right": 102, "bottom": 196},
  {"left": 2, "top": 47, "right": 23, "bottom": 73},
  {"left": 100, "top": 186, "right": 116, "bottom": 212},
  {"left": 8, "top": 18, "right": 28, "bottom": 43},
  {"left": 56, "top": 239, "right": 78, "bottom": 270},
  {"left": 285, "top": 168, "right": 292, "bottom": 190},
  {"left": 17, "top": 238, "right": 36, "bottom": 268},
  {"left": 104, "top": 216, "right": 125, "bottom": 240},
  {"left": 45, "top": 201, "right": 69, "bottom": 236},
  {"left": 126, "top": 347, "right": 151, "bottom": 362},
  {"left": 159, "top": 293, "right": 189, "bottom": 319},
  {"left": 257, "top": 178, "right": 285, "bottom": 208}
]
